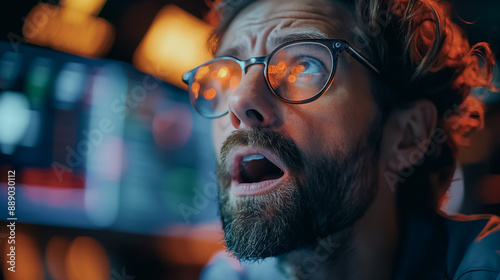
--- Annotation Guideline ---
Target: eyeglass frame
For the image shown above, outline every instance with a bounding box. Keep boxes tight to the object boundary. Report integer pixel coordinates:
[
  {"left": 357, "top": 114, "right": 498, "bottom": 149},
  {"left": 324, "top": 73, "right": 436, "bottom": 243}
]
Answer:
[{"left": 182, "top": 39, "right": 382, "bottom": 119}]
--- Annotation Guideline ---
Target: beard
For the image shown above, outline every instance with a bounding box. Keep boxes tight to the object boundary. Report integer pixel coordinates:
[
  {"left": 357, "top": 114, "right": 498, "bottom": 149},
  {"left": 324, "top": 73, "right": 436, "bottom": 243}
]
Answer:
[{"left": 216, "top": 119, "right": 383, "bottom": 262}]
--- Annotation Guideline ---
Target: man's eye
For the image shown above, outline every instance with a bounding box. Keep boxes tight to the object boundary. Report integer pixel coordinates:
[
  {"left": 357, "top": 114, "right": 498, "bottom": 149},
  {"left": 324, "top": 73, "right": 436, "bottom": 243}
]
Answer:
[{"left": 296, "top": 57, "right": 325, "bottom": 75}]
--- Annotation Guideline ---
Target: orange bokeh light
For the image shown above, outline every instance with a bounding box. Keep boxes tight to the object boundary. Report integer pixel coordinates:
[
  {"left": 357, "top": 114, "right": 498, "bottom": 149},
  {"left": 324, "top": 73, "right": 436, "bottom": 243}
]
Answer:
[
  {"left": 191, "top": 82, "right": 200, "bottom": 98},
  {"left": 297, "top": 65, "right": 305, "bottom": 73},
  {"left": 268, "top": 65, "right": 278, "bottom": 74},
  {"left": 60, "top": 0, "right": 107, "bottom": 15},
  {"left": 66, "top": 237, "right": 110, "bottom": 280},
  {"left": 211, "top": 70, "right": 218, "bottom": 79},
  {"left": 277, "top": 61, "right": 287, "bottom": 72},
  {"left": 204, "top": 88, "right": 216, "bottom": 100},
  {"left": 23, "top": 2, "right": 114, "bottom": 58},
  {"left": 229, "top": 76, "right": 240, "bottom": 90},
  {"left": 46, "top": 236, "right": 71, "bottom": 280},
  {"left": 133, "top": 5, "right": 213, "bottom": 88},
  {"left": 288, "top": 75, "right": 297, "bottom": 83},
  {"left": 195, "top": 66, "right": 210, "bottom": 80},
  {"left": 2, "top": 233, "right": 44, "bottom": 280},
  {"left": 217, "top": 67, "right": 230, "bottom": 79}
]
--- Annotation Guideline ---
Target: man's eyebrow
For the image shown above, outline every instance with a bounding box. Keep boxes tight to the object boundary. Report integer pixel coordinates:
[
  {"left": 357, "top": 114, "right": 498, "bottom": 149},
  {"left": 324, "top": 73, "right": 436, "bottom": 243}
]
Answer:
[
  {"left": 266, "top": 30, "right": 329, "bottom": 50},
  {"left": 216, "top": 43, "right": 247, "bottom": 58},
  {"left": 216, "top": 30, "right": 330, "bottom": 58}
]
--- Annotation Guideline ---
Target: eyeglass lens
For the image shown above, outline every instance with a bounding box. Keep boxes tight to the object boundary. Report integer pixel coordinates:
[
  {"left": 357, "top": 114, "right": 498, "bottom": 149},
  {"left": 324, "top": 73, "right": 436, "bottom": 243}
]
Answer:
[{"left": 189, "top": 42, "right": 334, "bottom": 117}]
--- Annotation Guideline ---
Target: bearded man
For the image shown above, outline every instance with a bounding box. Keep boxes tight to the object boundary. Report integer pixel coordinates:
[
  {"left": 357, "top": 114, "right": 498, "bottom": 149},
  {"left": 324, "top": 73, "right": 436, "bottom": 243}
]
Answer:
[{"left": 181, "top": 0, "right": 500, "bottom": 279}]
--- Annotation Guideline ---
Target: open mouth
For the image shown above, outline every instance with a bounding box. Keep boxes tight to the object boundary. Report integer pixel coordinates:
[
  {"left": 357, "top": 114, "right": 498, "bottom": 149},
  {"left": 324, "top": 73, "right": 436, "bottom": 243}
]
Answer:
[
  {"left": 239, "top": 154, "right": 285, "bottom": 183},
  {"left": 228, "top": 148, "right": 288, "bottom": 196}
]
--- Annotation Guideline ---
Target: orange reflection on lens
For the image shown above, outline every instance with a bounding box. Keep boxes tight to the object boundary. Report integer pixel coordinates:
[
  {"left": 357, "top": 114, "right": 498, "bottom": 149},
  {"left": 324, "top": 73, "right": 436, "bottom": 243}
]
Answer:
[
  {"left": 277, "top": 61, "right": 286, "bottom": 72},
  {"left": 297, "top": 65, "right": 305, "bottom": 73},
  {"left": 217, "top": 67, "right": 230, "bottom": 79},
  {"left": 288, "top": 75, "right": 297, "bottom": 83},
  {"left": 204, "top": 88, "right": 216, "bottom": 100},
  {"left": 211, "top": 70, "right": 218, "bottom": 79},
  {"left": 191, "top": 82, "right": 200, "bottom": 98},
  {"left": 229, "top": 76, "right": 240, "bottom": 90},
  {"left": 268, "top": 65, "right": 278, "bottom": 74},
  {"left": 195, "top": 66, "right": 209, "bottom": 80}
]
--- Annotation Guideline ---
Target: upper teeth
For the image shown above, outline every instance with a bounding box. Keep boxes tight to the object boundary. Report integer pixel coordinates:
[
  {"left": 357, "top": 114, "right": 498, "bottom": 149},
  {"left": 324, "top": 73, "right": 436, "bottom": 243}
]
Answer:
[{"left": 242, "top": 154, "right": 265, "bottom": 161}]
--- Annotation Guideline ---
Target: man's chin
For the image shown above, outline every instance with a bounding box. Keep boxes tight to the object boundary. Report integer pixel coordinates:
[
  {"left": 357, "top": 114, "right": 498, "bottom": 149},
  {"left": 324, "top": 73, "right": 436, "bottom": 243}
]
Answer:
[{"left": 218, "top": 183, "right": 309, "bottom": 261}]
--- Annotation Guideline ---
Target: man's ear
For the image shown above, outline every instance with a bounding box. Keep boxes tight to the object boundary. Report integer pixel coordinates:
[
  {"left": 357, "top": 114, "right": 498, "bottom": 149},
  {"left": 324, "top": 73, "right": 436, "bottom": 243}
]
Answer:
[{"left": 383, "top": 100, "right": 437, "bottom": 173}]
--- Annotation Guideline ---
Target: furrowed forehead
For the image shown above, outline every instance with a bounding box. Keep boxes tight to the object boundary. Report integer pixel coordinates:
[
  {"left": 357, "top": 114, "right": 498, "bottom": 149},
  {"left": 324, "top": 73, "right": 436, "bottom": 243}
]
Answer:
[
  {"left": 266, "top": 30, "right": 329, "bottom": 50},
  {"left": 217, "top": 29, "right": 330, "bottom": 58},
  {"left": 213, "top": 0, "right": 355, "bottom": 58}
]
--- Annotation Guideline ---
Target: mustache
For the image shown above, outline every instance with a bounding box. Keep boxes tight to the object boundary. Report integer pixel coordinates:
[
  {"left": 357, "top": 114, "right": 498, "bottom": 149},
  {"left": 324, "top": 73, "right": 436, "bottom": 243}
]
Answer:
[{"left": 218, "top": 127, "right": 304, "bottom": 175}]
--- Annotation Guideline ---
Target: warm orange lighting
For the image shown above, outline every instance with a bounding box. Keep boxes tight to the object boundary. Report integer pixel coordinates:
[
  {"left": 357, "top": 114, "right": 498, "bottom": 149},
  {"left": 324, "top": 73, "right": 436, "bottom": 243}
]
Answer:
[
  {"left": 217, "top": 67, "right": 230, "bottom": 79},
  {"left": 191, "top": 82, "right": 200, "bottom": 98},
  {"left": 60, "top": 0, "right": 107, "bottom": 16},
  {"left": 133, "top": 5, "right": 213, "bottom": 89},
  {"left": 157, "top": 223, "right": 225, "bottom": 266},
  {"left": 2, "top": 234, "right": 43, "bottom": 280},
  {"left": 277, "top": 61, "right": 287, "bottom": 72},
  {"left": 288, "top": 75, "right": 297, "bottom": 83},
  {"left": 211, "top": 70, "right": 218, "bottom": 79},
  {"left": 46, "top": 236, "right": 71, "bottom": 280},
  {"left": 66, "top": 237, "right": 110, "bottom": 280},
  {"left": 229, "top": 76, "right": 240, "bottom": 90},
  {"left": 195, "top": 66, "right": 210, "bottom": 80},
  {"left": 23, "top": 2, "right": 114, "bottom": 58},
  {"left": 204, "top": 88, "right": 217, "bottom": 100},
  {"left": 268, "top": 65, "right": 278, "bottom": 74},
  {"left": 297, "top": 65, "right": 305, "bottom": 73}
]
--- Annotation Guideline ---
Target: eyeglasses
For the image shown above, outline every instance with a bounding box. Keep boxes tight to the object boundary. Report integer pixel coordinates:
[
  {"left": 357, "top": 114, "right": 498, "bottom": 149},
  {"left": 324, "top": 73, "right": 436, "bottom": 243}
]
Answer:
[{"left": 182, "top": 39, "right": 381, "bottom": 118}]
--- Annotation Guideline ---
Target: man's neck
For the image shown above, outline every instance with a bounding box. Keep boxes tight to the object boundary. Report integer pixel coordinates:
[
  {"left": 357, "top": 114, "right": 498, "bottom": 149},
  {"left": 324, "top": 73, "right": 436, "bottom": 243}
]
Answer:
[{"left": 279, "top": 185, "right": 400, "bottom": 280}]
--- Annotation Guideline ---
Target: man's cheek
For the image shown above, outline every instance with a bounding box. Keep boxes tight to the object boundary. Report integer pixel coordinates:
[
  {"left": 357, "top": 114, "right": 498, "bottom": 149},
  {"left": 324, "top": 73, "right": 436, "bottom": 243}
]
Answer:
[{"left": 212, "top": 117, "right": 231, "bottom": 155}]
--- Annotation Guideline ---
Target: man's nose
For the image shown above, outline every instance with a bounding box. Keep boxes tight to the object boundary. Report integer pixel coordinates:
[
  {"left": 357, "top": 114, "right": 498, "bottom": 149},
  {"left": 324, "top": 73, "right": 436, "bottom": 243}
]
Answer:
[{"left": 227, "top": 65, "right": 280, "bottom": 129}]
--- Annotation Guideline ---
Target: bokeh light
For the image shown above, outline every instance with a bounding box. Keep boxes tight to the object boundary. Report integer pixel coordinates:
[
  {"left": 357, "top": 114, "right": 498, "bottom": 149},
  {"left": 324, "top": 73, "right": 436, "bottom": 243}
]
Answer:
[
  {"left": 133, "top": 5, "right": 213, "bottom": 88},
  {"left": 0, "top": 52, "right": 23, "bottom": 89},
  {"left": 23, "top": 3, "right": 114, "bottom": 58},
  {"left": 25, "top": 57, "right": 54, "bottom": 104},
  {"left": 152, "top": 103, "right": 193, "bottom": 149},
  {"left": 158, "top": 224, "right": 224, "bottom": 266},
  {"left": 54, "top": 62, "right": 88, "bottom": 109},
  {"left": 203, "top": 88, "right": 216, "bottom": 101},
  {"left": 217, "top": 67, "right": 230, "bottom": 79},
  {"left": 2, "top": 233, "right": 43, "bottom": 280},
  {"left": 66, "top": 237, "right": 110, "bottom": 280},
  {"left": 0, "top": 91, "right": 31, "bottom": 154},
  {"left": 46, "top": 236, "right": 71, "bottom": 280}
]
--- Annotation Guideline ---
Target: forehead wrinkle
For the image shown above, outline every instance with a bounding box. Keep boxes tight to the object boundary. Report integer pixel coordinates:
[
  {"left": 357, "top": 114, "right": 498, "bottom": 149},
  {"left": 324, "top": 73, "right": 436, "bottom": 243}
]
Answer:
[
  {"left": 217, "top": 33, "right": 255, "bottom": 58},
  {"left": 217, "top": 0, "right": 355, "bottom": 59},
  {"left": 266, "top": 30, "right": 329, "bottom": 50}
]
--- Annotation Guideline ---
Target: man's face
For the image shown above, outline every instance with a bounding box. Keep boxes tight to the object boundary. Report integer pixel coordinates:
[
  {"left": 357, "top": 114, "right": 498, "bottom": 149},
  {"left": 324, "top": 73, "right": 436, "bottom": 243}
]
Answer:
[{"left": 213, "top": 0, "right": 383, "bottom": 261}]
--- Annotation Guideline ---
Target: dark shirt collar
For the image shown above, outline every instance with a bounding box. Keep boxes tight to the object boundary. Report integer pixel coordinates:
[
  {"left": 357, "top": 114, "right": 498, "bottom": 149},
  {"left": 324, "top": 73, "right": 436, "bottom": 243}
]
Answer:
[{"left": 393, "top": 212, "right": 448, "bottom": 280}]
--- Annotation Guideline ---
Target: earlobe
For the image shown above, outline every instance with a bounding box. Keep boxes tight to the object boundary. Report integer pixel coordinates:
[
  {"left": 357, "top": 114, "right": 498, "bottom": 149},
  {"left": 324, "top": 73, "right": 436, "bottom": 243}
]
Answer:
[{"left": 386, "top": 100, "right": 438, "bottom": 172}]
